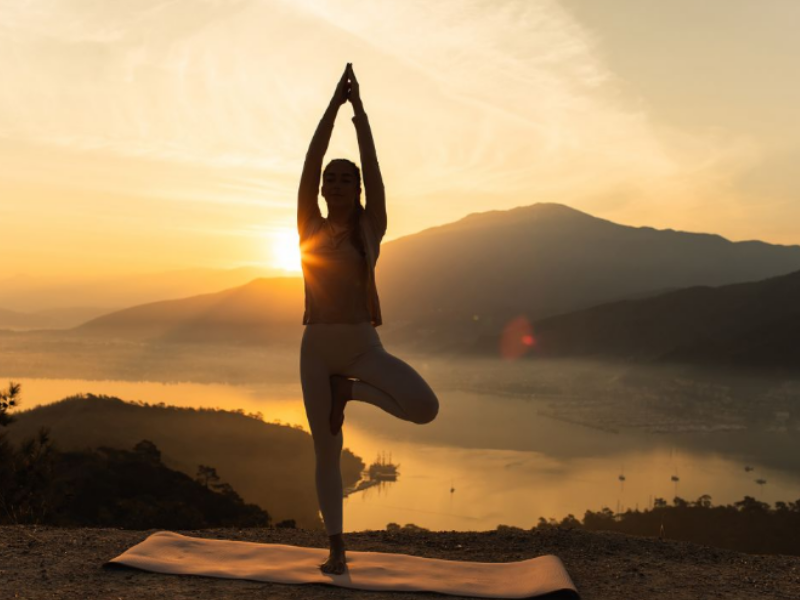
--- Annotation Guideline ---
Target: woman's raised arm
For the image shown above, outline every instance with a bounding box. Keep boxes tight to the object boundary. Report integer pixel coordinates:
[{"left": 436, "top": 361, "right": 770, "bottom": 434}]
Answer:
[
  {"left": 348, "top": 65, "right": 387, "bottom": 238},
  {"left": 297, "top": 65, "right": 350, "bottom": 240}
]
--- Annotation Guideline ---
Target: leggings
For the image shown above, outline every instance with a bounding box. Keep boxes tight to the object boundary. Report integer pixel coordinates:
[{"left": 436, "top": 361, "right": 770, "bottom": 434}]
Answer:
[{"left": 299, "top": 322, "right": 439, "bottom": 536}]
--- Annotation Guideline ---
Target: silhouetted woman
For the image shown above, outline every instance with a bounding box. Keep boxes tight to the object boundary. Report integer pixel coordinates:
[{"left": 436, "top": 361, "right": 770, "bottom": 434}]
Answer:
[{"left": 297, "top": 63, "right": 439, "bottom": 575}]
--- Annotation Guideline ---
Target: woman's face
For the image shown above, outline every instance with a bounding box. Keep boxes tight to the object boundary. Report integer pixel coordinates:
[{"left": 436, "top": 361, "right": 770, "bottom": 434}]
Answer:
[{"left": 321, "top": 161, "right": 360, "bottom": 212}]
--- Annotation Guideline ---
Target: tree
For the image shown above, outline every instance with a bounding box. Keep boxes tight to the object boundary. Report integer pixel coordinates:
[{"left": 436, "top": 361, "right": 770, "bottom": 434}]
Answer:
[
  {"left": 276, "top": 519, "right": 296, "bottom": 529},
  {"left": 559, "top": 514, "right": 583, "bottom": 529},
  {"left": 133, "top": 440, "right": 162, "bottom": 463},
  {"left": 734, "top": 496, "right": 770, "bottom": 513},
  {"left": 0, "top": 383, "right": 59, "bottom": 525},
  {"left": 0, "top": 381, "right": 21, "bottom": 427},
  {"left": 211, "top": 482, "right": 241, "bottom": 500},
  {"left": 196, "top": 465, "right": 221, "bottom": 489},
  {"left": 694, "top": 495, "right": 713, "bottom": 509},
  {"left": 0, "top": 382, "right": 20, "bottom": 476}
]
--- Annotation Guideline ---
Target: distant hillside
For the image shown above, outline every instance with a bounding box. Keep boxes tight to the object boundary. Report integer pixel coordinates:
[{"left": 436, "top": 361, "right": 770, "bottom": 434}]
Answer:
[
  {"left": 0, "top": 265, "right": 285, "bottom": 313},
  {"left": 0, "top": 306, "right": 112, "bottom": 331},
  {"left": 0, "top": 307, "right": 50, "bottom": 330},
  {"left": 75, "top": 277, "right": 303, "bottom": 344},
  {"left": 483, "top": 269, "right": 800, "bottom": 369},
  {"left": 68, "top": 203, "right": 800, "bottom": 349},
  {"left": 6, "top": 395, "right": 364, "bottom": 529}
]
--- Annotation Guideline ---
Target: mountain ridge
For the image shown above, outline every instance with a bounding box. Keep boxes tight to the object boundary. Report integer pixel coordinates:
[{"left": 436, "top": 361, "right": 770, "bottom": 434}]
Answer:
[
  {"left": 500, "top": 268, "right": 800, "bottom": 369},
  {"left": 42, "top": 202, "right": 800, "bottom": 358}
]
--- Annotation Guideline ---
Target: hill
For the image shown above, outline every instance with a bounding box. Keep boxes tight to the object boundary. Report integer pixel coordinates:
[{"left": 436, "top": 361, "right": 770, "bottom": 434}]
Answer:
[
  {"left": 0, "top": 306, "right": 110, "bottom": 331},
  {"left": 0, "top": 265, "right": 286, "bottom": 313},
  {"left": 0, "top": 307, "right": 51, "bottom": 330},
  {"left": 5, "top": 395, "right": 364, "bottom": 529},
  {"left": 487, "top": 269, "right": 800, "bottom": 369},
  {"left": 66, "top": 203, "right": 800, "bottom": 350},
  {"left": 2, "top": 440, "right": 271, "bottom": 529},
  {"left": 74, "top": 277, "right": 303, "bottom": 343}
]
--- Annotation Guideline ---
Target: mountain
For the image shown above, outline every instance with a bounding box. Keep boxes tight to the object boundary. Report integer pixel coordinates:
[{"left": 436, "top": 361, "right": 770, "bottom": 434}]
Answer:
[
  {"left": 5, "top": 394, "right": 364, "bottom": 529},
  {"left": 0, "top": 306, "right": 112, "bottom": 331},
  {"left": 69, "top": 203, "right": 800, "bottom": 348},
  {"left": 485, "top": 269, "right": 800, "bottom": 369},
  {"left": 0, "top": 265, "right": 289, "bottom": 313},
  {"left": 376, "top": 203, "right": 800, "bottom": 322},
  {"left": 0, "top": 307, "right": 51, "bottom": 330},
  {"left": 75, "top": 276, "right": 304, "bottom": 343}
]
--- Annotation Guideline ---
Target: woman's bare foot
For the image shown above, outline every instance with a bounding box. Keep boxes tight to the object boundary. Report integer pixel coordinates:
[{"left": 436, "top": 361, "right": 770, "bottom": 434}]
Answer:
[
  {"left": 320, "top": 534, "right": 347, "bottom": 574},
  {"left": 329, "top": 375, "right": 353, "bottom": 436}
]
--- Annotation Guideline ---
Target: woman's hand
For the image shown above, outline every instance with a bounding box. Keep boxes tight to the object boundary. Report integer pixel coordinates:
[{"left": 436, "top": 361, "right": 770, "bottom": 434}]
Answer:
[
  {"left": 347, "top": 64, "right": 364, "bottom": 113},
  {"left": 330, "top": 63, "right": 351, "bottom": 107}
]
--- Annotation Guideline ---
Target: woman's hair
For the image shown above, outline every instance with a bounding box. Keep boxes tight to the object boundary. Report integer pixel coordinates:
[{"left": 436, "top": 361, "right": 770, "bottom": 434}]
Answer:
[{"left": 323, "top": 158, "right": 365, "bottom": 255}]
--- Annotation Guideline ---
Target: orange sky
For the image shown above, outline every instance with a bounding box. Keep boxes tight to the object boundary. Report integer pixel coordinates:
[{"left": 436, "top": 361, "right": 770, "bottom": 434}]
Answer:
[{"left": 2, "top": 0, "right": 799, "bottom": 281}]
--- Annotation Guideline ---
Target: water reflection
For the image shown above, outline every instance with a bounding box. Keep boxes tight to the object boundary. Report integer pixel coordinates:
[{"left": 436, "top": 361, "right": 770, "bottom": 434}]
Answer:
[{"left": 4, "top": 376, "right": 799, "bottom": 532}]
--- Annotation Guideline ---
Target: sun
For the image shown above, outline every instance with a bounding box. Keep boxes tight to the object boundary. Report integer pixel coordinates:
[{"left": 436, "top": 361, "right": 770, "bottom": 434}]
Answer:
[{"left": 272, "top": 230, "right": 302, "bottom": 273}]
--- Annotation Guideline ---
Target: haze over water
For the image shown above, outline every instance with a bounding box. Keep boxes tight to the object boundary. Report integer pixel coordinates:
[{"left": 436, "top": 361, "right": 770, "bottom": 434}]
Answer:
[
  {"left": 6, "top": 375, "right": 797, "bottom": 531},
  {"left": 2, "top": 0, "right": 800, "bottom": 552}
]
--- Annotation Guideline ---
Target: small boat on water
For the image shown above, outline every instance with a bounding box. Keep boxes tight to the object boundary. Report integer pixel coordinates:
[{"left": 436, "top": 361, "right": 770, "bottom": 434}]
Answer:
[{"left": 368, "top": 451, "right": 400, "bottom": 481}]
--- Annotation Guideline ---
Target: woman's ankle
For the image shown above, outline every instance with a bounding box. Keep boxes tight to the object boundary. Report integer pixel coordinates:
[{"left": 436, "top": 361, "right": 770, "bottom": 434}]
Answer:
[{"left": 329, "top": 533, "right": 345, "bottom": 550}]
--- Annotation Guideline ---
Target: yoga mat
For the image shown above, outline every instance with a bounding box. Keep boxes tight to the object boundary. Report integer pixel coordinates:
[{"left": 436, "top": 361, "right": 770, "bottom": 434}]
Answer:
[{"left": 104, "top": 531, "right": 579, "bottom": 599}]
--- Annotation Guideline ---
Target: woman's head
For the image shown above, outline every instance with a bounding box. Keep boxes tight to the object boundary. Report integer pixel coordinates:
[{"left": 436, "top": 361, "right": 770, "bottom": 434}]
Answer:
[{"left": 322, "top": 159, "right": 362, "bottom": 214}]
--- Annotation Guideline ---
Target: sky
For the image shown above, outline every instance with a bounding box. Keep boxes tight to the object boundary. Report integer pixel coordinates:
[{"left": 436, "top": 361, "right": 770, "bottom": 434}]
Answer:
[{"left": 2, "top": 0, "right": 799, "bottom": 281}]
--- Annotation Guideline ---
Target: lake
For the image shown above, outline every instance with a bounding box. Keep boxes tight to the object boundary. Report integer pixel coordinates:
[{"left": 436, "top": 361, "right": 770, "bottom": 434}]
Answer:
[{"left": 3, "top": 375, "right": 799, "bottom": 532}]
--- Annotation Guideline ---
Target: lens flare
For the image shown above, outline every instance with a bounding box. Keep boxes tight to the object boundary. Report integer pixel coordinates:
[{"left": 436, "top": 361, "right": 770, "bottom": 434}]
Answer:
[{"left": 500, "top": 316, "right": 535, "bottom": 360}]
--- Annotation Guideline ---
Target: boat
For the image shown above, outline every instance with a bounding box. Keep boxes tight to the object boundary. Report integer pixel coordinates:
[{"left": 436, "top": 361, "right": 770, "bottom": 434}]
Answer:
[{"left": 368, "top": 451, "right": 400, "bottom": 481}]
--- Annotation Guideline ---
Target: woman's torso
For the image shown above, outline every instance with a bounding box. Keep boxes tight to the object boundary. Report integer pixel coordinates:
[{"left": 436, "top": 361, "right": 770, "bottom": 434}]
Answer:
[{"left": 301, "top": 220, "right": 371, "bottom": 325}]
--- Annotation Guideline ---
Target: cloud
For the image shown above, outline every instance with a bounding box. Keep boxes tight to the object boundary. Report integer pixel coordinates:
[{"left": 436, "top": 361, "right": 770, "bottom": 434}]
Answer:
[{"left": 0, "top": 0, "right": 772, "bottom": 273}]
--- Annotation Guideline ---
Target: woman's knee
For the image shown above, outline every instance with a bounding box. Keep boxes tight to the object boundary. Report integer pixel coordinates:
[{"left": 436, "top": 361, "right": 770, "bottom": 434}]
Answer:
[{"left": 410, "top": 391, "right": 439, "bottom": 424}]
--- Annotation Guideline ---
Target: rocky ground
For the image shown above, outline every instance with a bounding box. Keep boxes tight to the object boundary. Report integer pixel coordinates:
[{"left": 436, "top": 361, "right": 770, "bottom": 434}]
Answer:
[{"left": 1, "top": 525, "right": 799, "bottom": 599}]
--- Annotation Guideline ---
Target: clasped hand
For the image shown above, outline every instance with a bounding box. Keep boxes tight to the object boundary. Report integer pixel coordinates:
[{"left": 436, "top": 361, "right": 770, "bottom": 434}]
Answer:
[{"left": 332, "top": 63, "right": 362, "bottom": 109}]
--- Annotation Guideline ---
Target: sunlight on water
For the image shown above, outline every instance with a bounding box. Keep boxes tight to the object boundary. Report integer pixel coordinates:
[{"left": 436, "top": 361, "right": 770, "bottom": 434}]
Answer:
[
  {"left": 342, "top": 432, "right": 800, "bottom": 531},
  {"left": 4, "top": 376, "right": 799, "bottom": 532}
]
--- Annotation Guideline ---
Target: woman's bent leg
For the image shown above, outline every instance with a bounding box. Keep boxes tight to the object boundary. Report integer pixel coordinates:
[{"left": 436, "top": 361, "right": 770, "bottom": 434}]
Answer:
[
  {"left": 300, "top": 351, "right": 344, "bottom": 536},
  {"left": 346, "top": 346, "right": 439, "bottom": 424}
]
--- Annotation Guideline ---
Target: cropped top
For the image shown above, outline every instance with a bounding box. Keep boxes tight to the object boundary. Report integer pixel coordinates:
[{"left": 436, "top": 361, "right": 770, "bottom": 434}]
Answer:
[{"left": 300, "top": 220, "right": 371, "bottom": 324}]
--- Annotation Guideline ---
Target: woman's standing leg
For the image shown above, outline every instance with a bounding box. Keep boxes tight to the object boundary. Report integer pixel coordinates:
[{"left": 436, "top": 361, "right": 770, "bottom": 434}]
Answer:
[
  {"left": 300, "top": 325, "right": 355, "bottom": 575},
  {"left": 300, "top": 348, "right": 344, "bottom": 536}
]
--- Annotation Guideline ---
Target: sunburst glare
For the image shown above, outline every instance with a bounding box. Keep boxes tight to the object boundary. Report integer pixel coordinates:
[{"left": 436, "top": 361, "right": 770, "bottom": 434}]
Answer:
[{"left": 271, "top": 230, "right": 302, "bottom": 273}]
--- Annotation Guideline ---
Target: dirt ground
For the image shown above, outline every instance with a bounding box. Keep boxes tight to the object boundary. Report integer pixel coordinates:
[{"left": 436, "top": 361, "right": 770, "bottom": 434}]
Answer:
[{"left": 1, "top": 524, "right": 799, "bottom": 600}]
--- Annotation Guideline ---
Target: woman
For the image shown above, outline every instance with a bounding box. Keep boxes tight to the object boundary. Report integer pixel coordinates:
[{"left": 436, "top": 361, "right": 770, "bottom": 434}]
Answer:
[{"left": 297, "top": 63, "right": 440, "bottom": 575}]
